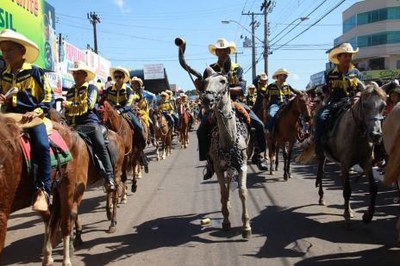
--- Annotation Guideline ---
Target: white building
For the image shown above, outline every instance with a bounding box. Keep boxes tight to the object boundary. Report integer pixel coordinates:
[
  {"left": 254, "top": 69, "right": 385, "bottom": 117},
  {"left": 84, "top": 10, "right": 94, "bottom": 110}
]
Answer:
[{"left": 334, "top": 0, "right": 400, "bottom": 80}]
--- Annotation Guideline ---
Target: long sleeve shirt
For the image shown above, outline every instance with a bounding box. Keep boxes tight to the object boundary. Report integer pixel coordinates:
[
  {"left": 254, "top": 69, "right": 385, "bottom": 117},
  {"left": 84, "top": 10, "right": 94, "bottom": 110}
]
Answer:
[
  {"left": 64, "top": 82, "right": 100, "bottom": 126},
  {"left": 104, "top": 83, "right": 134, "bottom": 113},
  {"left": 0, "top": 62, "right": 53, "bottom": 116}
]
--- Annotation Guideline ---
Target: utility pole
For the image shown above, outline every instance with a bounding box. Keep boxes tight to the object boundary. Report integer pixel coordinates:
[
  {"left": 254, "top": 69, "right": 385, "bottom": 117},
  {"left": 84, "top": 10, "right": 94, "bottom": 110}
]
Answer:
[
  {"left": 87, "top": 12, "right": 100, "bottom": 54},
  {"left": 233, "top": 51, "right": 243, "bottom": 63},
  {"left": 242, "top": 11, "right": 260, "bottom": 81},
  {"left": 261, "top": 0, "right": 273, "bottom": 77},
  {"left": 58, "top": 33, "right": 62, "bottom": 63}
]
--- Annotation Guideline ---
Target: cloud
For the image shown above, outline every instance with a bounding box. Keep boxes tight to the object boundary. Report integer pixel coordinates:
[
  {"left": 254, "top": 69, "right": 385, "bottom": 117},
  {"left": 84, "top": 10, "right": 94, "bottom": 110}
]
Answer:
[{"left": 113, "top": 0, "right": 125, "bottom": 8}]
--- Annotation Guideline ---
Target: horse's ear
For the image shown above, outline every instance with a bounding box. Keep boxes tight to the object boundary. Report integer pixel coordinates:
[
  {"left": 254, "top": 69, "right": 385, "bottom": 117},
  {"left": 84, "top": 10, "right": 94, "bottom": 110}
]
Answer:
[{"left": 206, "top": 66, "right": 216, "bottom": 76}]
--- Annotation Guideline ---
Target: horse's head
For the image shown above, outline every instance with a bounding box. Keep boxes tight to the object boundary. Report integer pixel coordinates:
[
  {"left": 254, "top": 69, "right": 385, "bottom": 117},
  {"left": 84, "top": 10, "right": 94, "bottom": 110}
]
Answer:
[
  {"left": 97, "top": 101, "right": 115, "bottom": 125},
  {"left": 293, "top": 93, "right": 312, "bottom": 122},
  {"left": 358, "top": 83, "right": 386, "bottom": 144},
  {"left": 201, "top": 67, "right": 230, "bottom": 110}
]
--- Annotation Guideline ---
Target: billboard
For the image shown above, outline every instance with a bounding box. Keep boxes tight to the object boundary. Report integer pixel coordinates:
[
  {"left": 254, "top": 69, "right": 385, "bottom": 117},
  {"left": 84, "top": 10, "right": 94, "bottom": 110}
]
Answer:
[
  {"left": 144, "top": 64, "right": 165, "bottom": 80},
  {"left": 0, "top": 0, "right": 57, "bottom": 71},
  {"left": 86, "top": 49, "right": 111, "bottom": 81}
]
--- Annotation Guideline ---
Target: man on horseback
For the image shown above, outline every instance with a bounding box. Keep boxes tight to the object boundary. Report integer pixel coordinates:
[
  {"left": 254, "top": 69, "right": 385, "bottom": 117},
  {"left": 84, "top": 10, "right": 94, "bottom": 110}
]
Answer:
[
  {"left": 63, "top": 61, "right": 116, "bottom": 192},
  {"left": 264, "top": 68, "right": 299, "bottom": 134},
  {"left": 198, "top": 38, "right": 268, "bottom": 180},
  {"left": 0, "top": 29, "right": 53, "bottom": 212},
  {"left": 103, "top": 67, "right": 146, "bottom": 149},
  {"left": 314, "top": 43, "right": 363, "bottom": 158},
  {"left": 158, "top": 91, "right": 176, "bottom": 130},
  {"left": 245, "top": 84, "right": 257, "bottom": 109},
  {"left": 252, "top": 72, "right": 268, "bottom": 115}
]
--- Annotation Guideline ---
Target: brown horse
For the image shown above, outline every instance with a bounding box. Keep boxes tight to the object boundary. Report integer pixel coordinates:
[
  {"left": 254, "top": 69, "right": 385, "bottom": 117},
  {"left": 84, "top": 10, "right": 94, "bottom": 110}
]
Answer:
[
  {"left": 132, "top": 109, "right": 150, "bottom": 180},
  {"left": 153, "top": 111, "right": 172, "bottom": 160},
  {"left": 267, "top": 93, "right": 312, "bottom": 179},
  {"left": 46, "top": 109, "right": 125, "bottom": 264},
  {"left": 98, "top": 101, "right": 136, "bottom": 202},
  {"left": 177, "top": 101, "right": 190, "bottom": 148}
]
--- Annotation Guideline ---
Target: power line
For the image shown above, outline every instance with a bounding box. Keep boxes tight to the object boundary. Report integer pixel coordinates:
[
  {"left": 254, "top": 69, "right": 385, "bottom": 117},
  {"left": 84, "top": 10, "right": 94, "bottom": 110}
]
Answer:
[{"left": 272, "top": 0, "right": 348, "bottom": 52}]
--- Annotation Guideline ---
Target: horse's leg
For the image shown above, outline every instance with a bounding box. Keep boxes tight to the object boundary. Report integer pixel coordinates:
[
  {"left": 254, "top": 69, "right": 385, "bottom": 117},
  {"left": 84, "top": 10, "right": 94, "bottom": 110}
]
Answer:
[
  {"left": 268, "top": 137, "right": 274, "bottom": 175},
  {"left": 131, "top": 157, "right": 138, "bottom": 193},
  {"left": 107, "top": 190, "right": 118, "bottom": 233},
  {"left": 106, "top": 192, "right": 112, "bottom": 221},
  {"left": 286, "top": 141, "right": 295, "bottom": 179},
  {"left": 238, "top": 164, "right": 251, "bottom": 238},
  {"left": 42, "top": 217, "right": 54, "bottom": 266},
  {"left": 282, "top": 143, "right": 288, "bottom": 181},
  {"left": 73, "top": 214, "right": 83, "bottom": 247},
  {"left": 316, "top": 156, "right": 326, "bottom": 206},
  {"left": 341, "top": 165, "right": 354, "bottom": 223},
  {"left": 275, "top": 144, "right": 279, "bottom": 171},
  {"left": 120, "top": 158, "right": 128, "bottom": 204},
  {"left": 156, "top": 139, "right": 160, "bottom": 161},
  {"left": 216, "top": 169, "right": 230, "bottom": 230},
  {"left": 362, "top": 165, "right": 378, "bottom": 224}
]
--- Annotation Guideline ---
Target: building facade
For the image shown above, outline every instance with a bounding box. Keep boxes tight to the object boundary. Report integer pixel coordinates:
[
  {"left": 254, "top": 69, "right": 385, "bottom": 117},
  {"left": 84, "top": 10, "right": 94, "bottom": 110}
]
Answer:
[{"left": 334, "top": 0, "right": 400, "bottom": 80}]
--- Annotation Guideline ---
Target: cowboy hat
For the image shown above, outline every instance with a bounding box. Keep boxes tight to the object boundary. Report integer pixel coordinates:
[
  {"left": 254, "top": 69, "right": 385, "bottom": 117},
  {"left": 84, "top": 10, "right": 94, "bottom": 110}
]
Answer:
[
  {"left": 0, "top": 29, "right": 39, "bottom": 63},
  {"left": 208, "top": 38, "right": 236, "bottom": 55},
  {"left": 110, "top": 66, "right": 130, "bottom": 83},
  {"left": 259, "top": 72, "right": 268, "bottom": 81},
  {"left": 131, "top": 76, "right": 144, "bottom": 87},
  {"left": 165, "top": 90, "right": 173, "bottom": 97},
  {"left": 248, "top": 84, "right": 256, "bottom": 90},
  {"left": 328, "top": 43, "right": 359, "bottom": 65},
  {"left": 181, "top": 94, "right": 188, "bottom": 99},
  {"left": 69, "top": 61, "right": 96, "bottom": 82},
  {"left": 160, "top": 91, "right": 169, "bottom": 98},
  {"left": 272, "top": 68, "right": 289, "bottom": 79}
]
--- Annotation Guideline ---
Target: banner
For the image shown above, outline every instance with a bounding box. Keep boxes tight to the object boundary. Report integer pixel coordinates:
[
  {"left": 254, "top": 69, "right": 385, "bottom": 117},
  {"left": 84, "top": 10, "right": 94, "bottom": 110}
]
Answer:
[
  {"left": 86, "top": 49, "right": 111, "bottom": 81},
  {"left": 362, "top": 69, "right": 400, "bottom": 81},
  {"left": 144, "top": 64, "right": 165, "bottom": 80},
  {"left": 0, "top": 0, "right": 57, "bottom": 71}
]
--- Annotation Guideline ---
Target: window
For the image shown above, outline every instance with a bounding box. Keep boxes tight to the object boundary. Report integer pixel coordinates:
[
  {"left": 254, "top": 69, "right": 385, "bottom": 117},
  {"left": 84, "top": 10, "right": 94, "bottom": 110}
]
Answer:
[
  {"left": 357, "top": 31, "right": 400, "bottom": 47},
  {"left": 369, "top": 58, "right": 385, "bottom": 70},
  {"left": 343, "top": 15, "right": 356, "bottom": 33}
]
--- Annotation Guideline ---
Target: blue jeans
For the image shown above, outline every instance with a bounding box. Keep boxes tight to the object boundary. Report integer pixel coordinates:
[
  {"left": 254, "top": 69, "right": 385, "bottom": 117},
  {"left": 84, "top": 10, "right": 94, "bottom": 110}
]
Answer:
[
  {"left": 267, "top": 104, "right": 280, "bottom": 132},
  {"left": 126, "top": 111, "right": 145, "bottom": 146},
  {"left": 239, "top": 102, "right": 266, "bottom": 153},
  {"left": 163, "top": 112, "right": 175, "bottom": 129},
  {"left": 314, "top": 106, "right": 331, "bottom": 156},
  {"left": 28, "top": 123, "right": 51, "bottom": 192},
  {"left": 171, "top": 113, "right": 179, "bottom": 129}
]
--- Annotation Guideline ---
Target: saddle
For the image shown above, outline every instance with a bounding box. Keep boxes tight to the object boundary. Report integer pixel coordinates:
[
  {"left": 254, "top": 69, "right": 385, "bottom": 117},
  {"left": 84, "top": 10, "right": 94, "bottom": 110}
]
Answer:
[
  {"left": 232, "top": 101, "right": 251, "bottom": 125},
  {"left": 324, "top": 97, "right": 352, "bottom": 139},
  {"left": 4, "top": 113, "right": 73, "bottom": 177}
]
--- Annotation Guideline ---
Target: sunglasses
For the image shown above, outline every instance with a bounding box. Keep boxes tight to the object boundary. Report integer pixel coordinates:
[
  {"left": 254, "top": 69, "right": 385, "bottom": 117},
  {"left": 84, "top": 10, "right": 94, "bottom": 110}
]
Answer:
[{"left": 114, "top": 75, "right": 123, "bottom": 79}]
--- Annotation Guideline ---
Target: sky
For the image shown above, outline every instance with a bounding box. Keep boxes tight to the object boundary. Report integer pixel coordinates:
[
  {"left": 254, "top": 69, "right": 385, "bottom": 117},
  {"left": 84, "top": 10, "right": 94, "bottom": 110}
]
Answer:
[{"left": 48, "top": 0, "right": 360, "bottom": 91}]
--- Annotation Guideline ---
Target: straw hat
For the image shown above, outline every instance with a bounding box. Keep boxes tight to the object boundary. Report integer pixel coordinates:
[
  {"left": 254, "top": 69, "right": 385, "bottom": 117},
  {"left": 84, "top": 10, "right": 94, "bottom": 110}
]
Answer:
[
  {"left": 160, "top": 91, "right": 169, "bottom": 98},
  {"left": 0, "top": 29, "right": 39, "bottom": 63},
  {"left": 131, "top": 76, "right": 144, "bottom": 87},
  {"left": 69, "top": 61, "right": 95, "bottom": 82},
  {"left": 259, "top": 72, "right": 268, "bottom": 81},
  {"left": 165, "top": 90, "right": 173, "bottom": 97},
  {"left": 110, "top": 66, "right": 130, "bottom": 83},
  {"left": 181, "top": 94, "right": 188, "bottom": 99},
  {"left": 328, "top": 43, "right": 359, "bottom": 65},
  {"left": 248, "top": 84, "right": 256, "bottom": 90},
  {"left": 208, "top": 38, "right": 236, "bottom": 55},
  {"left": 272, "top": 68, "right": 289, "bottom": 79}
]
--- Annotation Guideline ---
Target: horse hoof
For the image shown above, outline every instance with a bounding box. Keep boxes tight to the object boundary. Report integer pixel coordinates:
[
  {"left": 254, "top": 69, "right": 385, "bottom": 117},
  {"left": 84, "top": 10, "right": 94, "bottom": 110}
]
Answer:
[
  {"left": 222, "top": 222, "right": 231, "bottom": 231},
  {"left": 362, "top": 211, "right": 373, "bottom": 224},
  {"left": 157, "top": 157, "right": 160, "bottom": 161},
  {"left": 43, "top": 257, "right": 54, "bottom": 266},
  {"left": 73, "top": 237, "right": 83, "bottom": 248},
  {"left": 242, "top": 229, "right": 252, "bottom": 239},
  {"left": 318, "top": 199, "right": 326, "bottom": 206},
  {"left": 107, "top": 226, "right": 117, "bottom": 234},
  {"left": 120, "top": 198, "right": 127, "bottom": 204},
  {"left": 106, "top": 209, "right": 112, "bottom": 221},
  {"left": 131, "top": 184, "right": 137, "bottom": 193},
  {"left": 269, "top": 171, "right": 273, "bottom": 175},
  {"left": 137, "top": 173, "right": 142, "bottom": 179},
  {"left": 62, "top": 260, "right": 72, "bottom": 266},
  {"left": 144, "top": 165, "right": 149, "bottom": 173}
]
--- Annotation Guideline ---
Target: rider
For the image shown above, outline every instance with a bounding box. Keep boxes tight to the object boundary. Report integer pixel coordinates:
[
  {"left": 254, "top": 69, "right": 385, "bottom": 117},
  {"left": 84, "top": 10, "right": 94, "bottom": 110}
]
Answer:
[
  {"left": 198, "top": 38, "right": 268, "bottom": 181},
  {"left": 0, "top": 29, "right": 53, "bottom": 212},
  {"left": 158, "top": 91, "right": 176, "bottom": 129},
  {"left": 314, "top": 43, "right": 363, "bottom": 158},
  {"left": 63, "top": 61, "right": 116, "bottom": 192},
  {"left": 245, "top": 84, "right": 257, "bottom": 109},
  {"left": 131, "top": 76, "right": 150, "bottom": 128},
  {"left": 165, "top": 89, "right": 179, "bottom": 132},
  {"left": 103, "top": 67, "right": 146, "bottom": 149},
  {"left": 264, "top": 68, "right": 300, "bottom": 133},
  {"left": 252, "top": 72, "right": 268, "bottom": 115}
]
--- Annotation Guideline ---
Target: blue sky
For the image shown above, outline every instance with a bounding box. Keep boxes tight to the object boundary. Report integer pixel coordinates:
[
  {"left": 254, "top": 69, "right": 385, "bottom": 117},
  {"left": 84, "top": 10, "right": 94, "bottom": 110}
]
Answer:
[{"left": 48, "top": 0, "right": 359, "bottom": 91}]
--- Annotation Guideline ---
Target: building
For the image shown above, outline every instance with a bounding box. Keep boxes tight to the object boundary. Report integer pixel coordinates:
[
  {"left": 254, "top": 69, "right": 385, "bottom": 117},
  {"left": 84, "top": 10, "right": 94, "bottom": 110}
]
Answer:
[{"left": 335, "top": 0, "right": 400, "bottom": 80}]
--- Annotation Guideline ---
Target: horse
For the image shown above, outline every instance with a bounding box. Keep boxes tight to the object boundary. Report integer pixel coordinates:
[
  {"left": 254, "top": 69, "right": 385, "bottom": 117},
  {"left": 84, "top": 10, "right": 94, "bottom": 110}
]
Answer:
[
  {"left": 316, "top": 83, "right": 386, "bottom": 225},
  {"left": 177, "top": 100, "right": 190, "bottom": 148},
  {"left": 175, "top": 37, "right": 252, "bottom": 238},
  {"left": 152, "top": 110, "right": 172, "bottom": 160},
  {"left": 266, "top": 93, "right": 312, "bottom": 179},
  {"left": 97, "top": 101, "right": 136, "bottom": 202},
  {"left": 46, "top": 108, "right": 125, "bottom": 264},
  {"left": 382, "top": 103, "right": 400, "bottom": 245}
]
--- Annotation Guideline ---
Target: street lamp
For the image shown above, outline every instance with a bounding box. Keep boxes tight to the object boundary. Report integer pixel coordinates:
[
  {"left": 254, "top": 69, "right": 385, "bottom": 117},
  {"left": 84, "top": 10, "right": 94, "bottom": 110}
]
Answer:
[
  {"left": 222, "top": 19, "right": 261, "bottom": 81},
  {"left": 269, "top": 16, "right": 309, "bottom": 43}
]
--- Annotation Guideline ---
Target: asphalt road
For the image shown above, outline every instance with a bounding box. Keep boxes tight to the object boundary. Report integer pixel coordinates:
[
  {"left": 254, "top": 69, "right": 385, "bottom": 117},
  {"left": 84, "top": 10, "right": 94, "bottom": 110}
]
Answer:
[{"left": 4, "top": 130, "right": 400, "bottom": 266}]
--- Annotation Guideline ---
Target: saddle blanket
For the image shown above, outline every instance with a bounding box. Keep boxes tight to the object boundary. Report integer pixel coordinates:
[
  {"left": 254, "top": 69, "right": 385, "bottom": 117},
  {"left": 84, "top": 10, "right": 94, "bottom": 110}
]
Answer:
[{"left": 19, "top": 130, "right": 73, "bottom": 174}]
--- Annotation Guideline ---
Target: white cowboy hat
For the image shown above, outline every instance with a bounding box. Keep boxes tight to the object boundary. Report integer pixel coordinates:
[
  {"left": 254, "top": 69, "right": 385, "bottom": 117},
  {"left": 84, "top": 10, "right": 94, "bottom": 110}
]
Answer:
[
  {"left": 69, "top": 61, "right": 96, "bottom": 82},
  {"left": 328, "top": 43, "right": 359, "bottom": 65},
  {"left": 181, "top": 94, "right": 188, "bottom": 99},
  {"left": 272, "top": 68, "right": 289, "bottom": 79},
  {"left": 0, "top": 29, "right": 39, "bottom": 63},
  {"left": 259, "top": 72, "right": 268, "bottom": 81},
  {"left": 160, "top": 91, "right": 168, "bottom": 97},
  {"left": 110, "top": 66, "right": 130, "bottom": 83},
  {"left": 248, "top": 84, "right": 256, "bottom": 90},
  {"left": 165, "top": 90, "right": 173, "bottom": 97},
  {"left": 208, "top": 38, "right": 236, "bottom": 55},
  {"left": 131, "top": 76, "right": 144, "bottom": 87}
]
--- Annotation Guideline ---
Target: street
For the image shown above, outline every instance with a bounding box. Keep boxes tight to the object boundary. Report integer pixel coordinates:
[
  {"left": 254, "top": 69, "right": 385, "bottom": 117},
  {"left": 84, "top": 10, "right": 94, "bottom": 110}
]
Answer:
[{"left": 4, "top": 131, "right": 400, "bottom": 266}]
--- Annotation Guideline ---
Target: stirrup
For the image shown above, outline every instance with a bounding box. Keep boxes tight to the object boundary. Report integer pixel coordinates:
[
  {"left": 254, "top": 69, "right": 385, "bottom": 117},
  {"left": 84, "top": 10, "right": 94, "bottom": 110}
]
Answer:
[{"left": 32, "top": 189, "right": 49, "bottom": 212}]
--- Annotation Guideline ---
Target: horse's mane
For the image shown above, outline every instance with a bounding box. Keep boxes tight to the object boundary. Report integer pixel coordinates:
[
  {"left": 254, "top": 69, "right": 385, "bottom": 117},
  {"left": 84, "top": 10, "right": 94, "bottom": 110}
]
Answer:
[{"left": 363, "top": 83, "right": 387, "bottom": 101}]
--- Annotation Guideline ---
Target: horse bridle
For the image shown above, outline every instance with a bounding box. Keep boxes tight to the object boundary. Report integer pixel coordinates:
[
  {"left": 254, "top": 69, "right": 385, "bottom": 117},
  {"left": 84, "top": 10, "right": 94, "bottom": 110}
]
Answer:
[{"left": 351, "top": 95, "right": 384, "bottom": 136}]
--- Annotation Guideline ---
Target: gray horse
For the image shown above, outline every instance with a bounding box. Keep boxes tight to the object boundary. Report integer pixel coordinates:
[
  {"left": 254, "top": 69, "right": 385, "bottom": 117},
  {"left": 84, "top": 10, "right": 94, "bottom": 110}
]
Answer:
[
  {"left": 175, "top": 38, "right": 251, "bottom": 238},
  {"left": 316, "top": 82, "right": 386, "bottom": 225}
]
